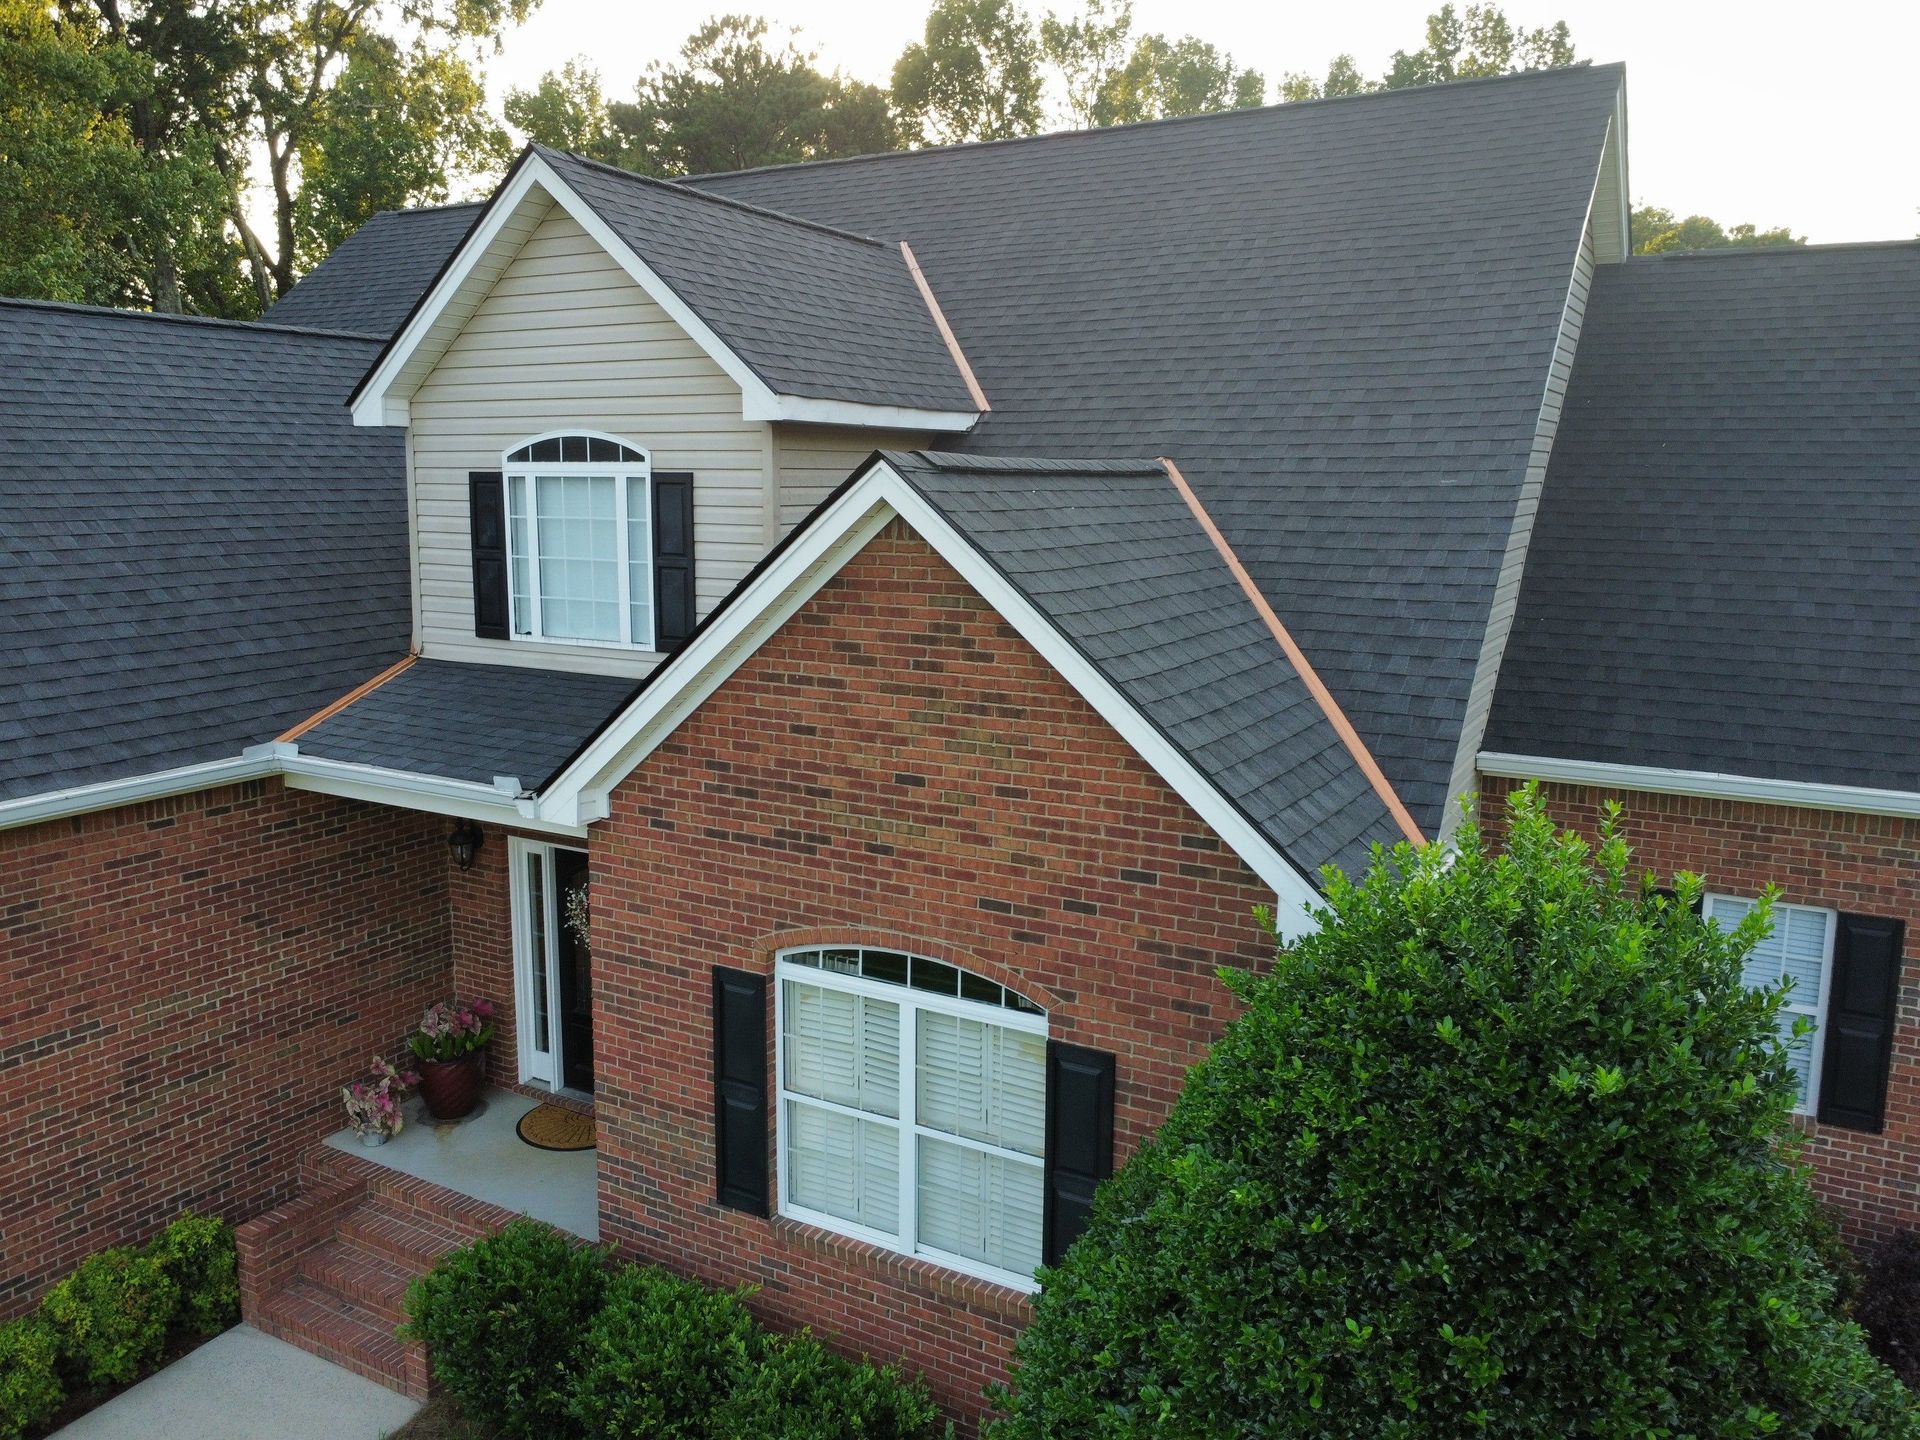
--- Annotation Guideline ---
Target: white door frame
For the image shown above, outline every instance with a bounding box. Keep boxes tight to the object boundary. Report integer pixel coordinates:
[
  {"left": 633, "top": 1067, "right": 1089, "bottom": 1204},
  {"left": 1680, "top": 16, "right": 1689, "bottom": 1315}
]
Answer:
[{"left": 507, "top": 836, "right": 587, "bottom": 1088}]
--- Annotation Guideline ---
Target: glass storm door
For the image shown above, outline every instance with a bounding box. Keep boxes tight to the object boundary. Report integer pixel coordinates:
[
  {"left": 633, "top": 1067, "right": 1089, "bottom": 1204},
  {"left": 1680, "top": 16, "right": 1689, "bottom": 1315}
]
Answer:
[{"left": 512, "top": 840, "right": 594, "bottom": 1093}]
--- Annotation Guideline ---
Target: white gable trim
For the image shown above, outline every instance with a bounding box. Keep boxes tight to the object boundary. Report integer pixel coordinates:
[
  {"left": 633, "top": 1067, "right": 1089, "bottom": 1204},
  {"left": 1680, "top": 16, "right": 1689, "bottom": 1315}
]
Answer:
[
  {"left": 537, "top": 460, "right": 1325, "bottom": 939},
  {"left": 350, "top": 154, "right": 979, "bottom": 434},
  {"left": 1478, "top": 751, "right": 1920, "bottom": 821}
]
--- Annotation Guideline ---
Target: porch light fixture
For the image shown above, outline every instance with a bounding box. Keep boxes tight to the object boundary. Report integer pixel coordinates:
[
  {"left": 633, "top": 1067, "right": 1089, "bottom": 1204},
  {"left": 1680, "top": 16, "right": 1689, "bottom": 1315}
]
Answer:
[{"left": 448, "top": 820, "right": 484, "bottom": 872}]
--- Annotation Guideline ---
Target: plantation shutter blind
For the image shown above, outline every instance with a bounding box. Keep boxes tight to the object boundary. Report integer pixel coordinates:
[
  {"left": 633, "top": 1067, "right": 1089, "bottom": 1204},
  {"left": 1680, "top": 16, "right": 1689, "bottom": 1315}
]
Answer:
[
  {"left": 468, "top": 471, "right": 509, "bottom": 640},
  {"left": 1818, "top": 913, "right": 1904, "bottom": 1133},
  {"left": 652, "top": 472, "right": 696, "bottom": 649},
  {"left": 712, "top": 968, "right": 769, "bottom": 1214},
  {"left": 1042, "top": 1041, "right": 1116, "bottom": 1266},
  {"left": 781, "top": 980, "right": 901, "bottom": 1234}
]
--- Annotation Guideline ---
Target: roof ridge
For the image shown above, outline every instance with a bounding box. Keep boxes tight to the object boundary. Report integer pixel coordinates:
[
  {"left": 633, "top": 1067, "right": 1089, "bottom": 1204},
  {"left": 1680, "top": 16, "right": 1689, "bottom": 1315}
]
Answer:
[
  {"left": 683, "top": 61, "right": 1624, "bottom": 186},
  {"left": 903, "top": 450, "right": 1167, "bottom": 476},
  {"left": 532, "top": 144, "right": 889, "bottom": 249},
  {"left": 371, "top": 199, "right": 486, "bottom": 219},
  {"left": 0, "top": 295, "right": 385, "bottom": 342},
  {"left": 1624, "top": 237, "right": 1920, "bottom": 262}
]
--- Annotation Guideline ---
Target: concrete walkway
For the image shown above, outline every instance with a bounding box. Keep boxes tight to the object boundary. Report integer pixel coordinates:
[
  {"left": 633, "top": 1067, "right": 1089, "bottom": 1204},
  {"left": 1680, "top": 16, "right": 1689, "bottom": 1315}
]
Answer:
[{"left": 53, "top": 1324, "right": 420, "bottom": 1440}]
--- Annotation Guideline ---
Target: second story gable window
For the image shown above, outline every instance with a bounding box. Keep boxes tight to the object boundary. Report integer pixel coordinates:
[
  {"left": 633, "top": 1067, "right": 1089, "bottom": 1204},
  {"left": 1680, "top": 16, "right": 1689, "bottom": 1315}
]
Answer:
[{"left": 504, "top": 433, "right": 653, "bottom": 648}]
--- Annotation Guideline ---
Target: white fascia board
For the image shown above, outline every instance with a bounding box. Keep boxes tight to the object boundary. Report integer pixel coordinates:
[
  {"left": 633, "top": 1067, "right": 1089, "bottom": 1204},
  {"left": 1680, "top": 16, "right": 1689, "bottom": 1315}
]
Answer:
[
  {"left": 353, "top": 154, "right": 980, "bottom": 434},
  {"left": 281, "top": 753, "right": 588, "bottom": 838},
  {"left": 542, "top": 460, "right": 1324, "bottom": 939},
  {"left": 1477, "top": 751, "right": 1920, "bottom": 822},
  {"left": 0, "top": 754, "right": 281, "bottom": 833}
]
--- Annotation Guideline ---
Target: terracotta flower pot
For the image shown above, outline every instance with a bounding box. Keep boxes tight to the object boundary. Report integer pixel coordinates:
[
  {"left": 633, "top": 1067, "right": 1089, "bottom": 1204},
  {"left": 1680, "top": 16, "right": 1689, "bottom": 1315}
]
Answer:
[{"left": 416, "top": 1052, "right": 485, "bottom": 1120}]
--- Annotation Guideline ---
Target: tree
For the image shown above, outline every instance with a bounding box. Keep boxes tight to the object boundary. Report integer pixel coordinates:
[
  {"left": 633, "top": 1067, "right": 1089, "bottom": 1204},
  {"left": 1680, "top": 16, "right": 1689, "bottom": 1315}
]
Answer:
[
  {"left": 992, "top": 787, "right": 1918, "bottom": 1438},
  {"left": 1040, "top": 0, "right": 1263, "bottom": 127},
  {"left": 1038, "top": 0, "right": 1130, "bottom": 128},
  {"left": 892, "top": 0, "right": 1044, "bottom": 145},
  {"left": 1383, "top": 2, "right": 1574, "bottom": 89},
  {"left": 1632, "top": 203, "right": 1804, "bottom": 255},
  {"left": 1279, "top": 53, "right": 1368, "bottom": 103},
  {"left": 509, "top": 19, "right": 896, "bottom": 178}
]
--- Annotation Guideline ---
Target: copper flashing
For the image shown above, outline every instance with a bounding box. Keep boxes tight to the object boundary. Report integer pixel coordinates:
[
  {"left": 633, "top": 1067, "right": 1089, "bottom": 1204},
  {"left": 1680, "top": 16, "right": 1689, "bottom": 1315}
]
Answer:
[
  {"left": 277, "top": 652, "right": 417, "bottom": 744},
  {"left": 900, "top": 241, "right": 991, "bottom": 414}
]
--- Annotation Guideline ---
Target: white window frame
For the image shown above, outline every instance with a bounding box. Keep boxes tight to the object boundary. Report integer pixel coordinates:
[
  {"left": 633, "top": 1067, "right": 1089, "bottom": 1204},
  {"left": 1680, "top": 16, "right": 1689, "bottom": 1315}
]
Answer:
[
  {"left": 773, "top": 947, "right": 1049, "bottom": 1292},
  {"left": 503, "top": 430, "right": 655, "bottom": 651},
  {"left": 1704, "top": 892, "right": 1837, "bottom": 1116},
  {"left": 508, "top": 836, "right": 588, "bottom": 1090}
]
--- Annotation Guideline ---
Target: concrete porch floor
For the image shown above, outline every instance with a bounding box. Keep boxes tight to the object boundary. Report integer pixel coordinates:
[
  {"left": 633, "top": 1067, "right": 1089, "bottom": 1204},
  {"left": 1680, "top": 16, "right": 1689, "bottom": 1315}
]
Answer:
[{"left": 325, "top": 1088, "right": 599, "bottom": 1241}]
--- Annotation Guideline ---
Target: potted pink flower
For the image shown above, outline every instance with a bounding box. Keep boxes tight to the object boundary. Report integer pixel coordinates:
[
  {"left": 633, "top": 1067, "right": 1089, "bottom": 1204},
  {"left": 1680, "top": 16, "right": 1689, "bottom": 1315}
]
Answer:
[
  {"left": 406, "top": 998, "right": 496, "bottom": 1120},
  {"left": 342, "top": 1056, "right": 418, "bottom": 1145}
]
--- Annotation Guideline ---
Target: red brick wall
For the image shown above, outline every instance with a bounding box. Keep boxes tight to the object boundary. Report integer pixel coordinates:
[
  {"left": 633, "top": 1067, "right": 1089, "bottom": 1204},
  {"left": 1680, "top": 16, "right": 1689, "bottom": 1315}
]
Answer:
[
  {"left": 1479, "top": 776, "right": 1920, "bottom": 1245},
  {"left": 590, "top": 524, "right": 1274, "bottom": 1426},
  {"left": 0, "top": 779, "right": 450, "bottom": 1314}
]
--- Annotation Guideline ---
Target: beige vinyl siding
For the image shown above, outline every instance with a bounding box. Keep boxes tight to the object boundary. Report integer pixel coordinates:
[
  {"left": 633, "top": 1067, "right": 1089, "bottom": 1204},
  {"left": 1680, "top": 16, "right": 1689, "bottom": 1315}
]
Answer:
[
  {"left": 773, "top": 426, "right": 933, "bottom": 536},
  {"left": 410, "top": 206, "right": 770, "bottom": 676},
  {"left": 1441, "top": 212, "right": 1597, "bottom": 834}
]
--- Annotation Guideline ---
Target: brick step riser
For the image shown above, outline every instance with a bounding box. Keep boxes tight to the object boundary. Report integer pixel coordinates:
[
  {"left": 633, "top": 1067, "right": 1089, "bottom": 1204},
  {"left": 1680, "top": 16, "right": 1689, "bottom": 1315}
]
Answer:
[
  {"left": 296, "top": 1242, "right": 416, "bottom": 1329},
  {"left": 256, "top": 1278, "right": 430, "bottom": 1401}
]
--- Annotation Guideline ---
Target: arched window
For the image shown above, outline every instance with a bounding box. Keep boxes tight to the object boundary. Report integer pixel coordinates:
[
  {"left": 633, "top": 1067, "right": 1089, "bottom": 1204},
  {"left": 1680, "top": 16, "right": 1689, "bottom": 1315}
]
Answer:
[
  {"left": 775, "top": 945, "right": 1048, "bottom": 1288},
  {"left": 502, "top": 432, "right": 653, "bottom": 647}
]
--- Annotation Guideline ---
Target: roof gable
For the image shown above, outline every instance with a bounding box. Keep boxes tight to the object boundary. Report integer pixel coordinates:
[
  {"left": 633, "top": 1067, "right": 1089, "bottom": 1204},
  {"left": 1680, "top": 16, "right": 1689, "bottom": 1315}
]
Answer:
[
  {"left": 265, "top": 203, "right": 484, "bottom": 337},
  {"left": 350, "top": 147, "right": 983, "bottom": 431}
]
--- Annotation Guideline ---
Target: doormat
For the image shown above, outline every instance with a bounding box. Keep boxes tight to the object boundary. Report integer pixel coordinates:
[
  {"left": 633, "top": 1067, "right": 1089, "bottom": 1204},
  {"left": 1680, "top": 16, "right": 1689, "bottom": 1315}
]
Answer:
[{"left": 516, "top": 1103, "right": 596, "bottom": 1152}]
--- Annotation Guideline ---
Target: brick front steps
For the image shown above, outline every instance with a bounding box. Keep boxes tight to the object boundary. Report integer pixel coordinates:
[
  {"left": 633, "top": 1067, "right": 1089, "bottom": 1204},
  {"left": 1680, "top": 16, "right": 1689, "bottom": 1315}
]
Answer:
[{"left": 237, "top": 1141, "right": 528, "bottom": 1398}]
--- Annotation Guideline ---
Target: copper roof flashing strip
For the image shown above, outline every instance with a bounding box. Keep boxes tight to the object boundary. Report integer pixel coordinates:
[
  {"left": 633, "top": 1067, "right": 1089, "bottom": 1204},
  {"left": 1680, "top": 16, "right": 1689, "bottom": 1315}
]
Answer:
[
  {"left": 277, "top": 653, "right": 417, "bottom": 743},
  {"left": 1157, "top": 457, "right": 1427, "bottom": 847},
  {"left": 899, "top": 241, "right": 991, "bottom": 413}
]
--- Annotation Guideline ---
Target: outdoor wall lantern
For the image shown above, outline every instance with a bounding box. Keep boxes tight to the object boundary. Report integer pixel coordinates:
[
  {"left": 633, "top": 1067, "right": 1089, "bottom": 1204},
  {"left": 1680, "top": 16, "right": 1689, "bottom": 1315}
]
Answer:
[{"left": 448, "top": 820, "right": 484, "bottom": 872}]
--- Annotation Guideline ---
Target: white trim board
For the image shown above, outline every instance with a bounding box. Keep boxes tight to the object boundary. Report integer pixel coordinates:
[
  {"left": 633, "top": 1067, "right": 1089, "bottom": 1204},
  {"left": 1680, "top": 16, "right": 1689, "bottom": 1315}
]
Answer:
[
  {"left": 537, "top": 459, "right": 1325, "bottom": 939},
  {"left": 1478, "top": 751, "right": 1920, "bottom": 822},
  {"left": 350, "top": 153, "right": 979, "bottom": 434}
]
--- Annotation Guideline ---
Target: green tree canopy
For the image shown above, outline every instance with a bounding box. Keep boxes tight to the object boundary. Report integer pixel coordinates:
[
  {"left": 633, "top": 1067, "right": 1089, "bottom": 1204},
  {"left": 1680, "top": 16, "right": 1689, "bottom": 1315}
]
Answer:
[
  {"left": 892, "top": 0, "right": 1044, "bottom": 144},
  {"left": 1632, "top": 203, "right": 1805, "bottom": 254},
  {"left": 992, "top": 787, "right": 1916, "bottom": 1438},
  {"left": 1280, "top": 3, "right": 1573, "bottom": 102},
  {"left": 1041, "top": 0, "right": 1263, "bottom": 126}
]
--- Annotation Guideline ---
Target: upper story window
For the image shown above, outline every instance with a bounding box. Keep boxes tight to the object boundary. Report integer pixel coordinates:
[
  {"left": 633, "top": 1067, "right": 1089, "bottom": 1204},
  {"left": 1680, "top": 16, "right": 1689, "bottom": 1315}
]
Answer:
[
  {"left": 504, "top": 433, "right": 653, "bottom": 648},
  {"left": 775, "top": 945, "right": 1048, "bottom": 1290},
  {"left": 1704, "top": 893, "right": 1836, "bottom": 1113}
]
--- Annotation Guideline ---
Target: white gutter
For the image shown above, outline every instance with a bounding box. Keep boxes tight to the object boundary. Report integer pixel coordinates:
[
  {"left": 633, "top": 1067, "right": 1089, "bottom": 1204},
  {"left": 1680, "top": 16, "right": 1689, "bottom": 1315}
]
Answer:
[
  {"left": 1477, "top": 751, "right": 1920, "bottom": 821},
  {"left": 0, "top": 754, "right": 282, "bottom": 832}
]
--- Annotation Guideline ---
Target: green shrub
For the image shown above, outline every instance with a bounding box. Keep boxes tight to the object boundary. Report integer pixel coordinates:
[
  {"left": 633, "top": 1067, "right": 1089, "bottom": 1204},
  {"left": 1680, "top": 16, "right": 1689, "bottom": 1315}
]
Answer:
[
  {"left": 40, "top": 1247, "right": 178, "bottom": 1388},
  {"left": 401, "top": 1219, "right": 606, "bottom": 1439},
  {"left": 0, "top": 1316, "right": 64, "bottom": 1440},
  {"left": 991, "top": 785, "right": 1919, "bottom": 1439},
  {"left": 1861, "top": 1231, "right": 1920, "bottom": 1386},
  {"left": 146, "top": 1214, "right": 238, "bottom": 1337},
  {"left": 569, "top": 1265, "right": 761, "bottom": 1438},
  {"left": 713, "top": 1329, "right": 941, "bottom": 1440}
]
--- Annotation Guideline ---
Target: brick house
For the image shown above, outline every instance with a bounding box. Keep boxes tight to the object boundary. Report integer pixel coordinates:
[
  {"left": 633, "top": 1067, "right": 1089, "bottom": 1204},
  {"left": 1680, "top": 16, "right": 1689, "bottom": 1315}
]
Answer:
[{"left": 4, "top": 62, "right": 1917, "bottom": 1422}]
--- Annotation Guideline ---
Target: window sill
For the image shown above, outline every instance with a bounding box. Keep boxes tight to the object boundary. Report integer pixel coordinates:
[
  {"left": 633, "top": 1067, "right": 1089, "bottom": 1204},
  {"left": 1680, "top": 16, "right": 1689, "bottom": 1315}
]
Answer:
[{"left": 767, "top": 1215, "right": 1035, "bottom": 1320}]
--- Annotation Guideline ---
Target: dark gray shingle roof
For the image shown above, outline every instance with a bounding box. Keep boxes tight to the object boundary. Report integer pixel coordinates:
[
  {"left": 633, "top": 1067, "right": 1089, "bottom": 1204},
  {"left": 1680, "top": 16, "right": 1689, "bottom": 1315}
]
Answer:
[
  {"left": 687, "top": 65, "right": 1623, "bottom": 831},
  {"left": 265, "top": 203, "right": 483, "bottom": 337},
  {"left": 294, "top": 659, "right": 641, "bottom": 787},
  {"left": 0, "top": 300, "right": 413, "bottom": 800},
  {"left": 1486, "top": 243, "right": 1920, "bottom": 792},
  {"left": 885, "top": 452, "right": 1404, "bottom": 877},
  {"left": 532, "top": 147, "right": 978, "bottom": 414}
]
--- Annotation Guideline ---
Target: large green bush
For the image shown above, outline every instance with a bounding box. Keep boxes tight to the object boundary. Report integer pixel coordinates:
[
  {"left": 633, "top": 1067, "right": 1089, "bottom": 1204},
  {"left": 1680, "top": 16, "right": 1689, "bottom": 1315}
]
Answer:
[
  {"left": 40, "top": 1248, "right": 178, "bottom": 1388},
  {"left": 712, "top": 1329, "right": 941, "bottom": 1440},
  {"left": 991, "top": 786, "right": 1919, "bottom": 1439},
  {"left": 0, "top": 1317, "right": 63, "bottom": 1440},
  {"left": 401, "top": 1218, "right": 606, "bottom": 1439},
  {"left": 569, "top": 1264, "right": 761, "bottom": 1438},
  {"left": 147, "top": 1214, "right": 239, "bottom": 1337}
]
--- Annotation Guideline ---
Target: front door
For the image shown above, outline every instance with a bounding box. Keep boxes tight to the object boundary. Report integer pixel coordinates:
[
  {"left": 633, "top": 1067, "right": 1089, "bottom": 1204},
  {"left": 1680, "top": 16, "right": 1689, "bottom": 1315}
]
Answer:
[{"left": 511, "top": 839, "right": 594, "bottom": 1094}]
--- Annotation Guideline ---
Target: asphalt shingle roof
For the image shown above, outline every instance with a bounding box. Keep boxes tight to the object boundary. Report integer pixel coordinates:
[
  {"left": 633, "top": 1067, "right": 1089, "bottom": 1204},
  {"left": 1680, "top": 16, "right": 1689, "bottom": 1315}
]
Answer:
[
  {"left": 686, "top": 65, "right": 1624, "bottom": 831},
  {"left": 531, "top": 147, "right": 978, "bottom": 414},
  {"left": 294, "top": 659, "right": 642, "bottom": 787},
  {"left": 0, "top": 300, "right": 413, "bottom": 801},
  {"left": 264, "top": 203, "right": 482, "bottom": 337},
  {"left": 884, "top": 452, "right": 1404, "bottom": 877},
  {"left": 1486, "top": 243, "right": 1920, "bottom": 792}
]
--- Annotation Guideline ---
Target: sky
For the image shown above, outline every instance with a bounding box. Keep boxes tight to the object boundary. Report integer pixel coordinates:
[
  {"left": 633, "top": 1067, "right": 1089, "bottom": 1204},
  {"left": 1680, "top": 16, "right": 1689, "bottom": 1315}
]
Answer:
[{"left": 479, "top": 0, "right": 1919, "bottom": 244}]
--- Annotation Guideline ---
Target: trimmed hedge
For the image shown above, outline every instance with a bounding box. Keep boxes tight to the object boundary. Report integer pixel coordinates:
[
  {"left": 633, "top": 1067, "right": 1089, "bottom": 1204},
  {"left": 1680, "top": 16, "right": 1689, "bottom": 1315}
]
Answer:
[
  {"left": 407, "top": 1223, "right": 941, "bottom": 1440},
  {"left": 148, "top": 1214, "right": 239, "bottom": 1338},
  {"left": 990, "top": 785, "right": 1918, "bottom": 1439},
  {"left": 0, "top": 1318, "right": 63, "bottom": 1440},
  {"left": 40, "top": 1248, "right": 177, "bottom": 1388}
]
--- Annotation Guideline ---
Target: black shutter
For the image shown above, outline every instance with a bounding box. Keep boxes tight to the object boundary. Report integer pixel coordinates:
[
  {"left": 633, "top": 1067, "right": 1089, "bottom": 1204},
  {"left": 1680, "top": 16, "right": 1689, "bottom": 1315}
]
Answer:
[
  {"left": 652, "top": 472, "right": 696, "bottom": 650},
  {"left": 1043, "top": 1041, "right": 1116, "bottom": 1266},
  {"left": 1817, "top": 913, "right": 1904, "bottom": 1133},
  {"left": 468, "top": 471, "right": 509, "bottom": 640},
  {"left": 712, "top": 967, "right": 769, "bottom": 1214}
]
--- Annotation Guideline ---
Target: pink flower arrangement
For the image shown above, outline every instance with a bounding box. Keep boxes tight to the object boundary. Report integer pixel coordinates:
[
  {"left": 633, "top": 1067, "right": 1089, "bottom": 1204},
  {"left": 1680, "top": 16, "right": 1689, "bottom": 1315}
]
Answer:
[
  {"left": 406, "top": 997, "right": 497, "bottom": 1063},
  {"left": 342, "top": 1056, "right": 418, "bottom": 1139}
]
